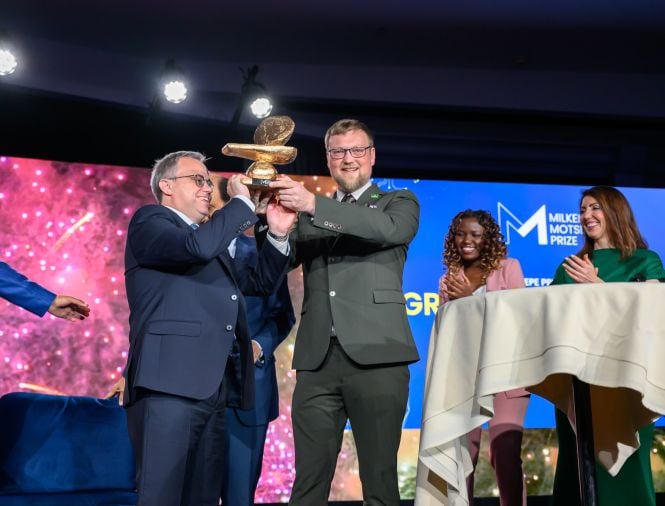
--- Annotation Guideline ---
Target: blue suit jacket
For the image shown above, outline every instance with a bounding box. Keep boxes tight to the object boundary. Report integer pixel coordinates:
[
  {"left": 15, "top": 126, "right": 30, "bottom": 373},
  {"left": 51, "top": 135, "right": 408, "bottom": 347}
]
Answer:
[
  {"left": 232, "top": 235, "right": 295, "bottom": 426},
  {"left": 0, "top": 261, "right": 55, "bottom": 317},
  {"left": 123, "top": 201, "right": 289, "bottom": 409}
]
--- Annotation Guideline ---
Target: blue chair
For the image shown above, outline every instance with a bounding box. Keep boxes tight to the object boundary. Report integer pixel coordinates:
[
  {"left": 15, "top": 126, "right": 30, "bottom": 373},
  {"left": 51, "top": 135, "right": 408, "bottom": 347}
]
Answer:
[{"left": 0, "top": 392, "right": 137, "bottom": 505}]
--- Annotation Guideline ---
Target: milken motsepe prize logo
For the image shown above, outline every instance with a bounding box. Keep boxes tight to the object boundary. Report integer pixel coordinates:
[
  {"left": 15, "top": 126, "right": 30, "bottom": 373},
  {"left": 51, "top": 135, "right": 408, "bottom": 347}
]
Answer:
[{"left": 498, "top": 203, "right": 582, "bottom": 247}]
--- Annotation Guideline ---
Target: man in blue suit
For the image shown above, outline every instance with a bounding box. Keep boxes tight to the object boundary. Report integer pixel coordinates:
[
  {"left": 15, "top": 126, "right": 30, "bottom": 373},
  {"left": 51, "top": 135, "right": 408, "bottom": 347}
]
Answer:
[
  {"left": 1, "top": 261, "right": 89, "bottom": 321},
  {"left": 212, "top": 179, "right": 295, "bottom": 505},
  {"left": 221, "top": 234, "right": 294, "bottom": 505},
  {"left": 123, "top": 151, "right": 296, "bottom": 506}
]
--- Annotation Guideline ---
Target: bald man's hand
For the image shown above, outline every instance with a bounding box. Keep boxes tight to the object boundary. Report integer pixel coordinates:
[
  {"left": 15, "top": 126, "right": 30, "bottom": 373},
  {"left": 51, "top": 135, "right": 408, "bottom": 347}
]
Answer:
[{"left": 226, "top": 174, "right": 251, "bottom": 199}]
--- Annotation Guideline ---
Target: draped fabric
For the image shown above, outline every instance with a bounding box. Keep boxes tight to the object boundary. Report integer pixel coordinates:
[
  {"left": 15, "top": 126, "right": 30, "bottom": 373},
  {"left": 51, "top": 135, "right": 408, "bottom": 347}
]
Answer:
[
  {"left": 415, "top": 282, "right": 665, "bottom": 505},
  {"left": 548, "top": 248, "right": 665, "bottom": 506}
]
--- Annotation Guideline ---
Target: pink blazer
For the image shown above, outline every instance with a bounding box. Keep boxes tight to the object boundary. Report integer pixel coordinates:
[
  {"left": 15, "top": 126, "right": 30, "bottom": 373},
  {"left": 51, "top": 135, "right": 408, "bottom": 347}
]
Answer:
[
  {"left": 439, "top": 257, "right": 529, "bottom": 398},
  {"left": 438, "top": 257, "right": 525, "bottom": 302}
]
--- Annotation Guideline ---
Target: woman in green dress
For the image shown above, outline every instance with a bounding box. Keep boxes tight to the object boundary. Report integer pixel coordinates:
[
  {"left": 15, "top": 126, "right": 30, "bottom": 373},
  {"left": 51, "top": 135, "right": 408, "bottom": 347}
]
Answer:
[{"left": 551, "top": 185, "right": 665, "bottom": 506}]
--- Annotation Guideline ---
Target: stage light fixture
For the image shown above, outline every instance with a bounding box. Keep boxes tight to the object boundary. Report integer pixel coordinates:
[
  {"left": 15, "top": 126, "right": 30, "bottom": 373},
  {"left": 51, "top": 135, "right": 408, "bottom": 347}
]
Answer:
[
  {"left": 160, "top": 59, "right": 188, "bottom": 104},
  {"left": 164, "top": 80, "right": 187, "bottom": 104},
  {"left": 231, "top": 65, "right": 274, "bottom": 127},
  {"left": 250, "top": 96, "right": 273, "bottom": 118},
  {"left": 0, "top": 30, "right": 18, "bottom": 76},
  {"left": 0, "top": 49, "right": 17, "bottom": 76}
]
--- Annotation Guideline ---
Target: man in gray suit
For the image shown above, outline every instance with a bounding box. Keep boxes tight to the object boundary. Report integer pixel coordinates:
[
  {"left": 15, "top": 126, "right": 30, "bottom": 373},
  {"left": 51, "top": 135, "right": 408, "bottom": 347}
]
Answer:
[{"left": 269, "top": 119, "right": 420, "bottom": 505}]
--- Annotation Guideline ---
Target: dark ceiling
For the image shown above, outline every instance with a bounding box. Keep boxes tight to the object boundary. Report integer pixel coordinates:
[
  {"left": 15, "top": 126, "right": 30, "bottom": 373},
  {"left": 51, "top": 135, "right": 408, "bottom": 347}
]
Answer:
[{"left": 1, "top": 0, "right": 665, "bottom": 186}]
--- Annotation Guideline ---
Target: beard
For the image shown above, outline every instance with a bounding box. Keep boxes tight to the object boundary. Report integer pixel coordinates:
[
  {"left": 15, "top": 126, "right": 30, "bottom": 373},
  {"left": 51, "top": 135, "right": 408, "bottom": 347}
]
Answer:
[{"left": 332, "top": 165, "right": 370, "bottom": 194}]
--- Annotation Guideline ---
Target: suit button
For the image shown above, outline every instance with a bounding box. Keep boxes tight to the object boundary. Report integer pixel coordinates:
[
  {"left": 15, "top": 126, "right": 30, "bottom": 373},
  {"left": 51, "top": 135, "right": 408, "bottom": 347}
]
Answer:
[
  {"left": 231, "top": 294, "right": 238, "bottom": 301},
  {"left": 225, "top": 324, "right": 233, "bottom": 331},
  {"left": 329, "top": 290, "right": 336, "bottom": 297}
]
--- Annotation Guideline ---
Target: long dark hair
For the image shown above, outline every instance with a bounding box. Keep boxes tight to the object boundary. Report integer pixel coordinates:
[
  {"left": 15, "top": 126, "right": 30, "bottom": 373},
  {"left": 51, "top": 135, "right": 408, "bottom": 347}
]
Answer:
[{"left": 577, "top": 186, "right": 647, "bottom": 259}]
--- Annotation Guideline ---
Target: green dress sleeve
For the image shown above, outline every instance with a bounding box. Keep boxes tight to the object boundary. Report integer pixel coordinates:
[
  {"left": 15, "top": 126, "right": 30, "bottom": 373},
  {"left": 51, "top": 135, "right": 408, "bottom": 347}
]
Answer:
[
  {"left": 643, "top": 250, "right": 665, "bottom": 281},
  {"left": 551, "top": 262, "right": 572, "bottom": 286}
]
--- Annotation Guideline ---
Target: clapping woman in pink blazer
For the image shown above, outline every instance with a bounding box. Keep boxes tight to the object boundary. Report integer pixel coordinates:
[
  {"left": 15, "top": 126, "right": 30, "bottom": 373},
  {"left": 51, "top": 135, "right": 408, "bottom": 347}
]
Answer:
[{"left": 439, "top": 209, "right": 529, "bottom": 506}]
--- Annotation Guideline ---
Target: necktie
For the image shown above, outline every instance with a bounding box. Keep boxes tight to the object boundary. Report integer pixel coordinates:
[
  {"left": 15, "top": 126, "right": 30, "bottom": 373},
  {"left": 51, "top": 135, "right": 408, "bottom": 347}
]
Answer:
[
  {"left": 331, "top": 193, "right": 355, "bottom": 339},
  {"left": 190, "top": 223, "right": 199, "bottom": 230}
]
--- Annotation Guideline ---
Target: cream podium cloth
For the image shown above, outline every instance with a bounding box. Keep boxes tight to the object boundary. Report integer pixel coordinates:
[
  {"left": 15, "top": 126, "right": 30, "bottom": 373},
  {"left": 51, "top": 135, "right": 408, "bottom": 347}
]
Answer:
[{"left": 415, "top": 283, "right": 665, "bottom": 506}]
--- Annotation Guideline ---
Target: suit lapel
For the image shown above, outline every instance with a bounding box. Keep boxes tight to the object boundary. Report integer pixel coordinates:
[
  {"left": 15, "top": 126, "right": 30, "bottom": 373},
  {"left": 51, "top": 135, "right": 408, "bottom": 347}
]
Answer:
[
  {"left": 329, "top": 185, "right": 385, "bottom": 252},
  {"left": 355, "top": 184, "right": 385, "bottom": 207}
]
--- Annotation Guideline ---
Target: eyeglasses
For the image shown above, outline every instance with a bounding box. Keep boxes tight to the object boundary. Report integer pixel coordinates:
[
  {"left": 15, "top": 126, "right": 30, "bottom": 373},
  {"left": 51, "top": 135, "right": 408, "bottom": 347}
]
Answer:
[
  {"left": 326, "top": 145, "right": 373, "bottom": 160},
  {"left": 164, "top": 174, "right": 214, "bottom": 189}
]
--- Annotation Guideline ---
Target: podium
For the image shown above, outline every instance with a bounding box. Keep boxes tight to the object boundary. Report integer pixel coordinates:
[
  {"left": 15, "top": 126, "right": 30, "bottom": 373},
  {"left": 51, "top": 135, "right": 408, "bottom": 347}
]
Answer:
[{"left": 415, "top": 283, "right": 665, "bottom": 506}]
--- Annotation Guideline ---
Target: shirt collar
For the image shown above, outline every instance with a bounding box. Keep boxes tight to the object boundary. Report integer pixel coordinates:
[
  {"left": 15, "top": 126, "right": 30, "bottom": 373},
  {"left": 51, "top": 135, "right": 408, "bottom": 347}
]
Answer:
[
  {"left": 336, "top": 181, "right": 372, "bottom": 202},
  {"left": 164, "top": 205, "right": 196, "bottom": 227}
]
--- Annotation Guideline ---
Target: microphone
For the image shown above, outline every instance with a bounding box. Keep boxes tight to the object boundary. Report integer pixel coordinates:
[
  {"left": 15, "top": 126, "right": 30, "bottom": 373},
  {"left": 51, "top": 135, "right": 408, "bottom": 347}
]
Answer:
[{"left": 630, "top": 273, "right": 646, "bottom": 282}]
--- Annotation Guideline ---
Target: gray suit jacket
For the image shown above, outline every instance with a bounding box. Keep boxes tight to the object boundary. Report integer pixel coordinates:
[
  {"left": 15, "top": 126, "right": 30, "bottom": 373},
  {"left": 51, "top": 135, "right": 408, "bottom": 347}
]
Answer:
[{"left": 290, "top": 184, "right": 420, "bottom": 370}]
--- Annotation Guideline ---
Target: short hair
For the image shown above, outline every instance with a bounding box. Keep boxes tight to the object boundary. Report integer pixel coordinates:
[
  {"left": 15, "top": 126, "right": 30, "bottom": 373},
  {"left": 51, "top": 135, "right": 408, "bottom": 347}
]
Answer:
[
  {"left": 443, "top": 209, "right": 507, "bottom": 284},
  {"left": 324, "top": 119, "right": 374, "bottom": 149},
  {"left": 150, "top": 151, "right": 207, "bottom": 203},
  {"left": 577, "top": 185, "right": 647, "bottom": 259}
]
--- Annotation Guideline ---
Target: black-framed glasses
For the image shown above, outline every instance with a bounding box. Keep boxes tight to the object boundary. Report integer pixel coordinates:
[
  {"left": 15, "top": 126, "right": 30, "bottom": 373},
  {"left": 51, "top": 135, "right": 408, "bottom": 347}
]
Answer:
[
  {"left": 164, "top": 174, "right": 214, "bottom": 189},
  {"left": 327, "top": 145, "right": 373, "bottom": 160}
]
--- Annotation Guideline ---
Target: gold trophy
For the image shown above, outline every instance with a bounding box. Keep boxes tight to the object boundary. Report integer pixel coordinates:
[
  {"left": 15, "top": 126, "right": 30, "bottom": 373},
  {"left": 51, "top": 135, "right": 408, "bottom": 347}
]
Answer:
[{"left": 221, "top": 116, "right": 298, "bottom": 189}]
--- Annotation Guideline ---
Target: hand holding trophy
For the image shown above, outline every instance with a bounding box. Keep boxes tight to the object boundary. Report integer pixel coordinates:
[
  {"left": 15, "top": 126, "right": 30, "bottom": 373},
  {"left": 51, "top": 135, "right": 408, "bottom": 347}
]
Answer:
[{"left": 221, "top": 116, "right": 298, "bottom": 189}]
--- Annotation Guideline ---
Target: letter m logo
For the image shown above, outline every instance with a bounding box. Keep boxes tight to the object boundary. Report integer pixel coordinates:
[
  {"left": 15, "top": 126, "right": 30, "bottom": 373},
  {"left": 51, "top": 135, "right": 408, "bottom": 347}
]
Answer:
[{"left": 497, "top": 203, "right": 548, "bottom": 245}]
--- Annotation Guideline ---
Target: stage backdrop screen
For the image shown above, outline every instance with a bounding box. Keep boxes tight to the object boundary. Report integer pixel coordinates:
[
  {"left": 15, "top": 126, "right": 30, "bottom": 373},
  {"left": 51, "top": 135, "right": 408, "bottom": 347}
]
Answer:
[{"left": 1, "top": 156, "right": 663, "bottom": 501}]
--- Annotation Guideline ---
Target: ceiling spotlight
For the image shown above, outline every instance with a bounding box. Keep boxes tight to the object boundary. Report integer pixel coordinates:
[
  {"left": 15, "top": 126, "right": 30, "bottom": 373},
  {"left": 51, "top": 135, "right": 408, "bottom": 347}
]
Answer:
[
  {"left": 250, "top": 97, "right": 272, "bottom": 118},
  {"left": 0, "top": 49, "right": 17, "bottom": 76},
  {"left": 164, "top": 80, "right": 187, "bottom": 104},
  {"left": 160, "top": 59, "right": 188, "bottom": 104},
  {"left": 0, "top": 30, "right": 18, "bottom": 76},
  {"left": 231, "top": 65, "right": 274, "bottom": 127}
]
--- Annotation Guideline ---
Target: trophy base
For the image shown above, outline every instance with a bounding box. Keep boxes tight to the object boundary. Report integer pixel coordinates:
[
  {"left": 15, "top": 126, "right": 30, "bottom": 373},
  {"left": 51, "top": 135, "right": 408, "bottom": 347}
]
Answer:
[{"left": 241, "top": 176, "right": 275, "bottom": 190}]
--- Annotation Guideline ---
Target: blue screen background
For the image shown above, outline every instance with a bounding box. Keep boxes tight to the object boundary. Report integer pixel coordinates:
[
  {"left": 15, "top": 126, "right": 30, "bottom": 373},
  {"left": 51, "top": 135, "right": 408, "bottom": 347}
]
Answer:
[{"left": 373, "top": 178, "right": 664, "bottom": 429}]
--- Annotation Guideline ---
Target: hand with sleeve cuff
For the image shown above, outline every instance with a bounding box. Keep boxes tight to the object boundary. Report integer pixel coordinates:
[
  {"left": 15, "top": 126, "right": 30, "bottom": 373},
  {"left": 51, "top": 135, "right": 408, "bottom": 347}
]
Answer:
[
  {"left": 48, "top": 295, "right": 90, "bottom": 321},
  {"left": 266, "top": 192, "right": 297, "bottom": 238}
]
